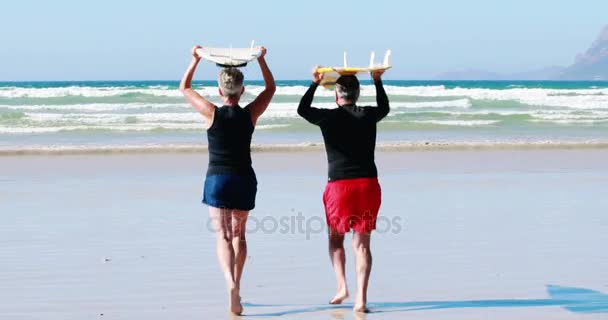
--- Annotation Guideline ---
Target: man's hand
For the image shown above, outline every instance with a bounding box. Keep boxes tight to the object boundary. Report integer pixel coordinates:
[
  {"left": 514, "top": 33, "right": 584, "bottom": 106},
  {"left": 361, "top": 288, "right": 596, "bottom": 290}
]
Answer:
[
  {"left": 257, "top": 46, "right": 267, "bottom": 60},
  {"left": 371, "top": 69, "right": 385, "bottom": 83},
  {"left": 191, "top": 45, "right": 202, "bottom": 61},
  {"left": 312, "top": 66, "right": 324, "bottom": 84}
]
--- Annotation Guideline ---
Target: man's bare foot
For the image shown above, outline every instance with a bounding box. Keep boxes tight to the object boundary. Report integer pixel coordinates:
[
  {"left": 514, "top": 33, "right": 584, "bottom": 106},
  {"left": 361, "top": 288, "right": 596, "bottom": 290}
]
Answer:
[
  {"left": 229, "top": 287, "right": 243, "bottom": 315},
  {"left": 353, "top": 303, "right": 369, "bottom": 313},
  {"left": 329, "top": 287, "right": 349, "bottom": 304}
]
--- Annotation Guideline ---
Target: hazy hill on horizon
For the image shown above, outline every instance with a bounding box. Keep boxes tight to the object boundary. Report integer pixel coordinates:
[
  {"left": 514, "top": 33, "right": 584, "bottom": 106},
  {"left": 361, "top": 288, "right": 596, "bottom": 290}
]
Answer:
[{"left": 435, "top": 25, "right": 608, "bottom": 81}]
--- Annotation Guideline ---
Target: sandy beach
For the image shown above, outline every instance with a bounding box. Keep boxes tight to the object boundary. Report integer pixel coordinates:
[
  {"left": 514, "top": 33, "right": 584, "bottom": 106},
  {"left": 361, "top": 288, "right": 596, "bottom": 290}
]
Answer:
[{"left": 1, "top": 149, "right": 608, "bottom": 319}]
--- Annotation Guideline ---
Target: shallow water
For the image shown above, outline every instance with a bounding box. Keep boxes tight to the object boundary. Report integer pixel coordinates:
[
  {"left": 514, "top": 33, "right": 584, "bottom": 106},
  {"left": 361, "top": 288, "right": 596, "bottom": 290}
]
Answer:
[{"left": 2, "top": 80, "right": 608, "bottom": 151}]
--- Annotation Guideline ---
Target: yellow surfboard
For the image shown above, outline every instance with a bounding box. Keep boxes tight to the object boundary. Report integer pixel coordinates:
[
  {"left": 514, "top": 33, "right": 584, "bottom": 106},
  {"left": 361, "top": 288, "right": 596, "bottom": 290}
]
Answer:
[{"left": 317, "top": 50, "right": 392, "bottom": 89}]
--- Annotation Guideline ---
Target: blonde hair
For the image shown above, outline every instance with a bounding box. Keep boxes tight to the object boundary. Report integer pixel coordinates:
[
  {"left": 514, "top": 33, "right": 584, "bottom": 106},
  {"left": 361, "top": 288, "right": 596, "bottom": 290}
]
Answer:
[{"left": 219, "top": 68, "right": 244, "bottom": 98}]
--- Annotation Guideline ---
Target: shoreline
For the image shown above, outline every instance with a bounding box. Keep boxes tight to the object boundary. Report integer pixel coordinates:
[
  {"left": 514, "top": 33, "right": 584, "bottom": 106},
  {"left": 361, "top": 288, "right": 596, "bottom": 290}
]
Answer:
[{"left": 3, "top": 140, "right": 608, "bottom": 156}]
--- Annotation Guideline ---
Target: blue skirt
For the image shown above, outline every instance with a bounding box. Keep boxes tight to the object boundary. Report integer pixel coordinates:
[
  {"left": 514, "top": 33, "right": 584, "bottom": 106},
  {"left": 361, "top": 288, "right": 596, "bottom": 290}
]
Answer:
[{"left": 202, "top": 173, "right": 257, "bottom": 211}]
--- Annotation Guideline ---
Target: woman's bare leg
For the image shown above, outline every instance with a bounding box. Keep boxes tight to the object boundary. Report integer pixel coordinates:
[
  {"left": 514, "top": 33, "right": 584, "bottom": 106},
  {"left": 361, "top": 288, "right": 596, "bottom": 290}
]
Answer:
[
  {"left": 231, "top": 210, "right": 249, "bottom": 290},
  {"left": 209, "top": 207, "right": 242, "bottom": 315}
]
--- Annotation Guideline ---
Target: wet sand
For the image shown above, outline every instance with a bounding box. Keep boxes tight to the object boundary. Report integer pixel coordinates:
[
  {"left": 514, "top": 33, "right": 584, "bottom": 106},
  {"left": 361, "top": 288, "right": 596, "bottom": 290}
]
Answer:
[{"left": 1, "top": 149, "right": 608, "bottom": 319}]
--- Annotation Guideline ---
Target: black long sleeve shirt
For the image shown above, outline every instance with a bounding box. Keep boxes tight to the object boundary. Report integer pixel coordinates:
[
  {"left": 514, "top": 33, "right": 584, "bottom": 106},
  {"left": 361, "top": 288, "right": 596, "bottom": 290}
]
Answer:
[{"left": 297, "top": 81, "right": 390, "bottom": 181}]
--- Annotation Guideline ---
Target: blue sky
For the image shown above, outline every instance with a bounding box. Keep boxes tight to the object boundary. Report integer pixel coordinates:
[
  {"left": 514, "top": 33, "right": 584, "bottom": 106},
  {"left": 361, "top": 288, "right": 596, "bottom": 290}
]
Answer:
[{"left": 1, "top": 0, "right": 607, "bottom": 80}]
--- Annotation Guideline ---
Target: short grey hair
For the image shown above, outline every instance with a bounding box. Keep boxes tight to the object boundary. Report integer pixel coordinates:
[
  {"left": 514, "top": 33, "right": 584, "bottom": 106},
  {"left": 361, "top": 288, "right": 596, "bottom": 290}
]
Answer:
[
  {"left": 335, "top": 75, "right": 360, "bottom": 103},
  {"left": 219, "top": 68, "right": 244, "bottom": 98}
]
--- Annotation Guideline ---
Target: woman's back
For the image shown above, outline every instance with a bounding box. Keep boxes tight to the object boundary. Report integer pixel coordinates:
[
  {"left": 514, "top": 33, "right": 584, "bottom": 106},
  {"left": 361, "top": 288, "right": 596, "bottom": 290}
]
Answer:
[{"left": 206, "top": 105, "right": 254, "bottom": 176}]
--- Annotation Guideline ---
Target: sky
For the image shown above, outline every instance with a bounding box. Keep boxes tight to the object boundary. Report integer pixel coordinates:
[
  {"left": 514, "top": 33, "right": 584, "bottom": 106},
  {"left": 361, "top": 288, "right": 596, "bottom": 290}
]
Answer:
[{"left": 1, "top": 0, "right": 607, "bottom": 81}]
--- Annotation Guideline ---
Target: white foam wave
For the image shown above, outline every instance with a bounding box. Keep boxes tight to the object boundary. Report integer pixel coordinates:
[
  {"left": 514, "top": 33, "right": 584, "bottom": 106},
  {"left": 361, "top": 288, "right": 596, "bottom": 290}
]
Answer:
[
  {"left": 0, "top": 86, "right": 186, "bottom": 98},
  {"left": 0, "top": 122, "right": 290, "bottom": 134},
  {"left": 22, "top": 111, "right": 299, "bottom": 125},
  {"left": 0, "top": 85, "right": 314, "bottom": 99},
  {"left": 0, "top": 103, "right": 192, "bottom": 112},
  {"left": 248, "top": 86, "right": 332, "bottom": 97},
  {"left": 530, "top": 112, "right": 608, "bottom": 121},
  {"left": 24, "top": 112, "right": 204, "bottom": 124},
  {"left": 412, "top": 120, "right": 500, "bottom": 126},
  {"left": 250, "top": 85, "right": 451, "bottom": 98},
  {"left": 0, "top": 123, "right": 200, "bottom": 133},
  {"left": 528, "top": 119, "right": 608, "bottom": 124},
  {"left": 386, "top": 87, "right": 608, "bottom": 109},
  {"left": 256, "top": 124, "right": 291, "bottom": 130},
  {"left": 1, "top": 100, "right": 471, "bottom": 119},
  {"left": 395, "top": 99, "right": 471, "bottom": 109},
  {"left": 3, "top": 85, "right": 608, "bottom": 110}
]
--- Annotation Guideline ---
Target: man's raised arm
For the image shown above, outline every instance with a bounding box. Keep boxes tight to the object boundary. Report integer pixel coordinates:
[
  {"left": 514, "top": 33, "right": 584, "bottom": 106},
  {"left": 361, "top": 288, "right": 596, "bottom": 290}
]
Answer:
[
  {"left": 297, "top": 67, "right": 327, "bottom": 125},
  {"left": 372, "top": 70, "right": 389, "bottom": 121}
]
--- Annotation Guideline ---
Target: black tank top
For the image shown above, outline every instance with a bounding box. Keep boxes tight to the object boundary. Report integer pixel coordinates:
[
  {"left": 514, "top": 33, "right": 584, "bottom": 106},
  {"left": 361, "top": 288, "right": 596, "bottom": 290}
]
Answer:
[{"left": 206, "top": 105, "right": 255, "bottom": 176}]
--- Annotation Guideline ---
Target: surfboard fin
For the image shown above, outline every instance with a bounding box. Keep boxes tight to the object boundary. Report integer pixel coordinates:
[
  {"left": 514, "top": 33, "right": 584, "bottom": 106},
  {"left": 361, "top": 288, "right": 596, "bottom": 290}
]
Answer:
[
  {"left": 369, "top": 51, "right": 376, "bottom": 68},
  {"left": 383, "top": 50, "right": 392, "bottom": 67}
]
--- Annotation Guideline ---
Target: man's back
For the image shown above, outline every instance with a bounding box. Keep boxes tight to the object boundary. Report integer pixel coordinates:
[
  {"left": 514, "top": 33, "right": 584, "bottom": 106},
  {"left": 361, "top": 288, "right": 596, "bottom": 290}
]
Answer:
[
  {"left": 318, "top": 106, "right": 380, "bottom": 180},
  {"left": 297, "top": 81, "right": 390, "bottom": 181}
]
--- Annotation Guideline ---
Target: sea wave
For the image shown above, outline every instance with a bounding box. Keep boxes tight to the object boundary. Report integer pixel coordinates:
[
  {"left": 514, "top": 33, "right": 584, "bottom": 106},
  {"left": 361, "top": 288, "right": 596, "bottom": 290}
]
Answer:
[
  {"left": 0, "top": 86, "right": 185, "bottom": 98},
  {"left": 0, "top": 123, "right": 289, "bottom": 134},
  {"left": 0, "top": 100, "right": 472, "bottom": 115},
  {"left": 2, "top": 85, "right": 608, "bottom": 110},
  {"left": 3, "top": 104, "right": 608, "bottom": 131},
  {"left": 2, "top": 83, "right": 608, "bottom": 139},
  {"left": 24, "top": 112, "right": 202, "bottom": 124},
  {"left": 390, "top": 86, "right": 608, "bottom": 109},
  {"left": 528, "top": 119, "right": 608, "bottom": 125},
  {"left": 411, "top": 120, "right": 501, "bottom": 126},
  {"left": 0, "top": 103, "right": 190, "bottom": 112}
]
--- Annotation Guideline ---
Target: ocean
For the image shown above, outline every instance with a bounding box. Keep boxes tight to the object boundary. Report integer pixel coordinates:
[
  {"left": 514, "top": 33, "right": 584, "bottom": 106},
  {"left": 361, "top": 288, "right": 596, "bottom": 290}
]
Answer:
[{"left": 2, "top": 80, "right": 608, "bottom": 152}]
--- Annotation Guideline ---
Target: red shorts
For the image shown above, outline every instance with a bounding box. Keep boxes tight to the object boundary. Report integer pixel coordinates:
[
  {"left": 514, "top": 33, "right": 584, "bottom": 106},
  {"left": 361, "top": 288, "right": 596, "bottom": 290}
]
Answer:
[{"left": 323, "top": 177, "right": 381, "bottom": 234}]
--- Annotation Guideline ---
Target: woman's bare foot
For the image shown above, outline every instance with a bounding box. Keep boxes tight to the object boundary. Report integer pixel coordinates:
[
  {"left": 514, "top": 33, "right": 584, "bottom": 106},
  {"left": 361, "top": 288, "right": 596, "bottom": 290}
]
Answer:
[
  {"left": 353, "top": 302, "right": 369, "bottom": 313},
  {"left": 229, "top": 287, "right": 243, "bottom": 315},
  {"left": 329, "top": 287, "right": 349, "bottom": 304}
]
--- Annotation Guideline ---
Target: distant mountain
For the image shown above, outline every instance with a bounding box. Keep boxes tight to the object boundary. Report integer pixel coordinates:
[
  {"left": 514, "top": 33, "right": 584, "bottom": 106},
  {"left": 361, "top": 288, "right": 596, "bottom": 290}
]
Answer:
[
  {"left": 556, "top": 25, "right": 608, "bottom": 80},
  {"left": 434, "top": 25, "right": 608, "bottom": 81},
  {"left": 434, "top": 66, "right": 564, "bottom": 81},
  {"left": 433, "top": 69, "right": 501, "bottom": 80},
  {"left": 508, "top": 66, "right": 565, "bottom": 80}
]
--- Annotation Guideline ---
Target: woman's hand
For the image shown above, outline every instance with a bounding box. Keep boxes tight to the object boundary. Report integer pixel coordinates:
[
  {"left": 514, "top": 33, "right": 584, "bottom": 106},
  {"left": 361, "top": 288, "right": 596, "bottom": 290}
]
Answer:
[
  {"left": 312, "top": 66, "right": 324, "bottom": 84},
  {"left": 191, "top": 45, "right": 202, "bottom": 61}
]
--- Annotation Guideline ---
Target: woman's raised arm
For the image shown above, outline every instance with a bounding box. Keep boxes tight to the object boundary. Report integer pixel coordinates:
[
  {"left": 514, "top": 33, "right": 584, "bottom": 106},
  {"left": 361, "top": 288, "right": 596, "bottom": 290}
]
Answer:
[
  {"left": 246, "top": 47, "right": 276, "bottom": 126},
  {"left": 180, "top": 45, "right": 216, "bottom": 128}
]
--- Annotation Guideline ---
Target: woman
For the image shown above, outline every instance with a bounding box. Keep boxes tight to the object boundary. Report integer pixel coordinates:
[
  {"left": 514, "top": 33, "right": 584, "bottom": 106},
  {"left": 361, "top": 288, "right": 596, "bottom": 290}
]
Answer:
[{"left": 179, "top": 45, "right": 275, "bottom": 315}]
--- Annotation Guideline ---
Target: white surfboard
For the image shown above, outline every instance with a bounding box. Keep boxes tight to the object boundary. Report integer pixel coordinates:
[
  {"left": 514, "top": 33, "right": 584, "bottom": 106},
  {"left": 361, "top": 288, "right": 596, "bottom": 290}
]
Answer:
[{"left": 196, "top": 41, "right": 262, "bottom": 67}]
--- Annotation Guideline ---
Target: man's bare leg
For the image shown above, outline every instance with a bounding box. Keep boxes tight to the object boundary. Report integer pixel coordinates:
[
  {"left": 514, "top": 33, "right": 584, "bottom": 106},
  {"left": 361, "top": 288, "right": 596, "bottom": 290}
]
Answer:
[
  {"left": 209, "top": 207, "right": 242, "bottom": 315},
  {"left": 328, "top": 228, "right": 349, "bottom": 304},
  {"left": 231, "top": 210, "right": 249, "bottom": 290},
  {"left": 353, "top": 231, "right": 372, "bottom": 313}
]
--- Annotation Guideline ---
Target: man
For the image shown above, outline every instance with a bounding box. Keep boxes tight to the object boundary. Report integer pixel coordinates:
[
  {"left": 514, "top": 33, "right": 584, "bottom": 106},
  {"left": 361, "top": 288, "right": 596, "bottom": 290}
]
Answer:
[{"left": 297, "top": 68, "right": 389, "bottom": 312}]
